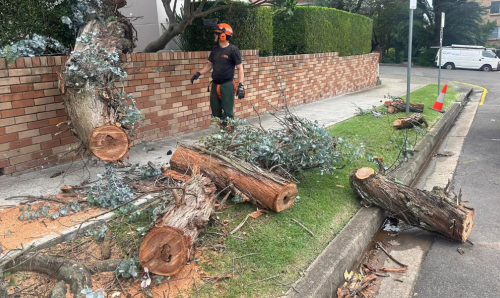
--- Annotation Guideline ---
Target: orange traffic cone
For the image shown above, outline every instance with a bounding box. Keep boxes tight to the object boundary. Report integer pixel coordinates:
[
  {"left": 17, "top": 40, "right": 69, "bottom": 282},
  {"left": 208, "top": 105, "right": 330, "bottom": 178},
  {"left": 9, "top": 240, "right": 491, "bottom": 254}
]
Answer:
[{"left": 430, "top": 84, "right": 447, "bottom": 113}]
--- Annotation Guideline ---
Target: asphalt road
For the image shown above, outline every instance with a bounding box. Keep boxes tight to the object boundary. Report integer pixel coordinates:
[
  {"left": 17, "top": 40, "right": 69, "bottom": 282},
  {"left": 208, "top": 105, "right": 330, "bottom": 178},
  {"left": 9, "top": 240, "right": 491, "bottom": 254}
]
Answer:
[{"left": 380, "top": 65, "right": 500, "bottom": 298}]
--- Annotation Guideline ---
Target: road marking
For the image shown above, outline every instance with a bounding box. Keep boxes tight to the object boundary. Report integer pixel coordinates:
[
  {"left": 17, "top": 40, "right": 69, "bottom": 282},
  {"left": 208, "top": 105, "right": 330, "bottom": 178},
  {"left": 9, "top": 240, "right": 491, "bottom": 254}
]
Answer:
[{"left": 453, "top": 81, "right": 487, "bottom": 105}]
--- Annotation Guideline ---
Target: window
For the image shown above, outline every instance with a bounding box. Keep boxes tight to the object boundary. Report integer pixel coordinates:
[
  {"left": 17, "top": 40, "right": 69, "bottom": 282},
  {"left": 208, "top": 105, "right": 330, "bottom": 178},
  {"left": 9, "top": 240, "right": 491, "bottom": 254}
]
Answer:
[
  {"left": 489, "top": 26, "right": 500, "bottom": 39},
  {"left": 491, "top": 1, "right": 500, "bottom": 14},
  {"left": 483, "top": 51, "right": 497, "bottom": 58}
]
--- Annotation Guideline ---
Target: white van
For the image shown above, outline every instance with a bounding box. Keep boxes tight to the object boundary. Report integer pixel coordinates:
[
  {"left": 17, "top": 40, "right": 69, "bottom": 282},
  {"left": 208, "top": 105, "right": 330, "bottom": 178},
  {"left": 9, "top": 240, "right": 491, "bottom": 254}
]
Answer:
[{"left": 435, "top": 44, "right": 500, "bottom": 71}]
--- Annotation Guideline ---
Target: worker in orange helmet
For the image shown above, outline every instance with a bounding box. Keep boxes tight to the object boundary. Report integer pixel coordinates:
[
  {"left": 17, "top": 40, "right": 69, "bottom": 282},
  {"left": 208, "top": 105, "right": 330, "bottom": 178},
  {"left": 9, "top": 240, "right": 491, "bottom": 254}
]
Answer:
[{"left": 190, "top": 21, "right": 245, "bottom": 132}]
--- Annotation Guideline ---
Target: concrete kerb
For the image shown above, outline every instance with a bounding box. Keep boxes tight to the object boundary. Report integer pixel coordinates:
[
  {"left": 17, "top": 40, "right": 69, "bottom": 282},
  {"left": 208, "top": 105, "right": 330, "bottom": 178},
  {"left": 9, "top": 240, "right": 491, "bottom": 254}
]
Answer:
[{"left": 286, "top": 87, "right": 473, "bottom": 298}]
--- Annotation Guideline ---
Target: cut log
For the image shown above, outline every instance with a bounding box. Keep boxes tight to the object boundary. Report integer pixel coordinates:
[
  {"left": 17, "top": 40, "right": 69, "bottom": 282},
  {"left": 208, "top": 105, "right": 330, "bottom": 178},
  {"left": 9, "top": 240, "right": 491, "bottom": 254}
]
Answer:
[
  {"left": 349, "top": 168, "right": 474, "bottom": 242},
  {"left": 386, "top": 100, "right": 424, "bottom": 114},
  {"left": 59, "top": 1, "right": 135, "bottom": 162},
  {"left": 89, "top": 125, "right": 130, "bottom": 162},
  {"left": 169, "top": 144, "right": 298, "bottom": 212},
  {"left": 139, "top": 175, "right": 216, "bottom": 276},
  {"left": 393, "top": 113, "right": 428, "bottom": 129}
]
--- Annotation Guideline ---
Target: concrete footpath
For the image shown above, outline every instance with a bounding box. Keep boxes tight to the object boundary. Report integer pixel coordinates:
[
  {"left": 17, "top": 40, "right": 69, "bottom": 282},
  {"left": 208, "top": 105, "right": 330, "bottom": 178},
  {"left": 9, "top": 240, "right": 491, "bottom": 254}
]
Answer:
[{"left": 0, "top": 75, "right": 434, "bottom": 205}]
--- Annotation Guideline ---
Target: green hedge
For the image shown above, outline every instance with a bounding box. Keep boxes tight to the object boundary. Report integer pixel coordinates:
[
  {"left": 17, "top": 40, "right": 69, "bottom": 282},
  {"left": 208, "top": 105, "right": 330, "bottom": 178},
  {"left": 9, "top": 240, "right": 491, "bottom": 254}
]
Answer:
[
  {"left": 273, "top": 6, "right": 372, "bottom": 56},
  {"left": 182, "top": 2, "right": 273, "bottom": 56},
  {"left": 0, "top": 0, "right": 75, "bottom": 48}
]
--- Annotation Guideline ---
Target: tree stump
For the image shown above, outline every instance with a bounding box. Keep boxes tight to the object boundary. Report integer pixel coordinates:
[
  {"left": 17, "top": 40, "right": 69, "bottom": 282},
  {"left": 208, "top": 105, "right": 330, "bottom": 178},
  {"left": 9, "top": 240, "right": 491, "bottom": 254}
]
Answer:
[
  {"left": 393, "top": 113, "right": 428, "bottom": 129},
  {"left": 169, "top": 144, "right": 298, "bottom": 212},
  {"left": 349, "top": 167, "right": 474, "bottom": 242},
  {"left": 139, "top": 175, "right": 216, "bottom": 276}
]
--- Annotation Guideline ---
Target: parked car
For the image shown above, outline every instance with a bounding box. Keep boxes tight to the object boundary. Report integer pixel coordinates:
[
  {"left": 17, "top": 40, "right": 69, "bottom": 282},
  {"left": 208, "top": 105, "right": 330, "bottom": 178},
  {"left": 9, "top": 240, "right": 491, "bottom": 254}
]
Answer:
[{"left": 435, "top": 44, "right": 500, "bottom": 71}]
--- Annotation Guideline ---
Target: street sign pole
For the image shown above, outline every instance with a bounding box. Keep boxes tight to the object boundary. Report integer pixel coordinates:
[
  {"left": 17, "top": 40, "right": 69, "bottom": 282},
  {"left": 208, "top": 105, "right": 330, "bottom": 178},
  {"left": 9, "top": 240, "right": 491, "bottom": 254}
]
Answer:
[
  {"left": 438, "top": 12, "right": 445, "bottom": 95},
  {"left": 406, "top": 0, "right": 416, "bottom": 117}
]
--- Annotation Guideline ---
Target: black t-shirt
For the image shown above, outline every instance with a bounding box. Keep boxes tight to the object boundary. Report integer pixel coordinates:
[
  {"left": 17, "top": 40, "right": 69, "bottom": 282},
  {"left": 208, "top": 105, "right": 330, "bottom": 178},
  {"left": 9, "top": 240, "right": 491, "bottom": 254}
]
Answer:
[{"left": 208, "top": 44, "right": 242, "bottom": 82}]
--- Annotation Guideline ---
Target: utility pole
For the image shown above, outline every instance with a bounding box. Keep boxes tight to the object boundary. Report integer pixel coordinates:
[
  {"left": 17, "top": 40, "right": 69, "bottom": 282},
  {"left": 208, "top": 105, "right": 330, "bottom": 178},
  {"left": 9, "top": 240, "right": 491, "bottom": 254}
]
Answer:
[
  {"left": 406, "top": 0, "right": 416, "bottom": 117},
  {"left": 438, "top": 12, "right": 445, "bottom": 95}
]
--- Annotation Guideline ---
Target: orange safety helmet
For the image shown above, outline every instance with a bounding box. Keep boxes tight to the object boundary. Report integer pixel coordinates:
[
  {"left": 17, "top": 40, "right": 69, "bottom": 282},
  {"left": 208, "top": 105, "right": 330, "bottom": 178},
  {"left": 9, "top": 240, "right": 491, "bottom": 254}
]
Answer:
[{"left": 215, "top": 23, "right": 233, "bottom": 41}]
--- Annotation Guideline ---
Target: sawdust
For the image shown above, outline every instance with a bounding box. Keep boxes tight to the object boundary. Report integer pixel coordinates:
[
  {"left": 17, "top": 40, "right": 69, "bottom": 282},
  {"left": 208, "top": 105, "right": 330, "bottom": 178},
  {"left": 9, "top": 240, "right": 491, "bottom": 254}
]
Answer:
[
  {"left": 5, "top": 233, "right": 204, "bottom": 297},
  {"left": 0, "top": 201, "right": 103, "bottom": 252}
]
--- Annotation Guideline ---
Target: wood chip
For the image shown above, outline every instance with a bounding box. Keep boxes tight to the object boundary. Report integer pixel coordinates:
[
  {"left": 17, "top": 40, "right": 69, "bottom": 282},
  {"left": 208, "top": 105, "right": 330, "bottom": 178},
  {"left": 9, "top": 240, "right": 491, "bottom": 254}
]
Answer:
[
  {"left": 249, "top": 210, "right": 264, "bottom": 219},
  {"left": 380, "top": 267, "right": 406, "bottom": 273}
]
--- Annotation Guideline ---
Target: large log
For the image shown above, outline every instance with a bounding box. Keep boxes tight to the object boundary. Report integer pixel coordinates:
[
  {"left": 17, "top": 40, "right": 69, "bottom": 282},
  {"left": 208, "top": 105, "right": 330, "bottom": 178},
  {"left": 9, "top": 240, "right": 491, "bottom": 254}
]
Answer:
[
  {"left": 349, "top": 167, "right": 474, "bottom": 242},
  {"left": 59, "top": 0, "right": 135, "bottom": 162},
  {"left": 393, "top": 113, "right": 428, "bottom": 129},
  {"left": 139, "top": 175, "right": 216, "bottom": 276},
  {"left": 386, "top": 100, "right": 424, "bottom": 114},
  {"left": 169, "top": 144, "right": 298, "bottom": 212}
]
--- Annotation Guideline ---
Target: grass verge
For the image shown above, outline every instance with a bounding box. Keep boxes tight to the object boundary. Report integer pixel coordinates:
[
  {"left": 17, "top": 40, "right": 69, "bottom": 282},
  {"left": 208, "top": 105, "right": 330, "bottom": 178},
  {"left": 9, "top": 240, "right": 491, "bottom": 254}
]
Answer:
[{"left": 193, "top": 84, "right": 460, "bottom": 297}]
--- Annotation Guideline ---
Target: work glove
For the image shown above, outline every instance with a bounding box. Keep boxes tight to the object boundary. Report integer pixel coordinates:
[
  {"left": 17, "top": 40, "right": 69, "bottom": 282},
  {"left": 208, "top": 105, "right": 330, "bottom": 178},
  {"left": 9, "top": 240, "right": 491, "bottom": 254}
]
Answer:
[
  {"left": 237, "top": 83, "right": 245, "bottom": 99},
  {"left": 191, "top": 72, "right": 201, "bottom": 84}
]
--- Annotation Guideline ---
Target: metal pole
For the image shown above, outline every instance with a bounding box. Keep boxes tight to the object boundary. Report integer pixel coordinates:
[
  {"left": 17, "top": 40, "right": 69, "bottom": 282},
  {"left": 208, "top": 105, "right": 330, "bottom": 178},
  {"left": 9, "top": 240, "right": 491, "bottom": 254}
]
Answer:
[
  {"left": 406, "top": 8, "right": 414, "bottom": 117},
  {"left": 438, "top": 27, "right": 443, "bottom": 95},
  {"left": 438, "top": 12, "right": 445, "bottom": 95}
]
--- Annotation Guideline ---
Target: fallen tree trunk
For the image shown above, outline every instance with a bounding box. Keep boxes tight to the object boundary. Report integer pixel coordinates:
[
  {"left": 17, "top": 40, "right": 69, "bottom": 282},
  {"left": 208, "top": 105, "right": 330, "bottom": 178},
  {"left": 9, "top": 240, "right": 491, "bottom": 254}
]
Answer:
[
  {"left": 349, "top": 167, "right": 474, "bottom": 242},
  {"left": 139, "top": 175, "right": 216, "bottom": 276},
  {"left": 59, "top": 0, "right": 135, "bottom": 162},
  {"left": 393, "top": 113, "right": 428, "bottom": 129},
  {"left": 169, "top": 144, "right": 298, "bottom": 212},
  {"left": 386, "top": 100, "right": 424, "bottom": 114}
]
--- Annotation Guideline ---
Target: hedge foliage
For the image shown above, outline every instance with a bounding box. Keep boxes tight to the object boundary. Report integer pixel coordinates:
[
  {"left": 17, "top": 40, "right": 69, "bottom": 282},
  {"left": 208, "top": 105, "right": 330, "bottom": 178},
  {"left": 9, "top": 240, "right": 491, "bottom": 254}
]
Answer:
[
  {"left": 273, "top": 6, "right": 372, "bottom": 56},
  {"left": 182, "top": 2, "right": 273, "bottom": 56},
  {"left": 0, "top": 0, "right": 75, "bottom": 48}
]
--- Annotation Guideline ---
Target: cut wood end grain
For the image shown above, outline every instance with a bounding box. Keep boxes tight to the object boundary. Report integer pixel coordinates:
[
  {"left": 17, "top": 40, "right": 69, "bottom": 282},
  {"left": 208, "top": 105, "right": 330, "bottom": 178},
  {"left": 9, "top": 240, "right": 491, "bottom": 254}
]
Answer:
[
  {"left": 273, "top": 183, "right": 298, "bottom": 213},
  {"left": 89, "top": 125, "right": 130, "bottom": 162},
  {"left": 462, "top": 208, "right": 475, "bottom": 242},
  {"left": 139, "top": 226, "right": 188, "bottom": 277},
  {"left": 355, "top": 167, "right": 375, "bottom": 180}
]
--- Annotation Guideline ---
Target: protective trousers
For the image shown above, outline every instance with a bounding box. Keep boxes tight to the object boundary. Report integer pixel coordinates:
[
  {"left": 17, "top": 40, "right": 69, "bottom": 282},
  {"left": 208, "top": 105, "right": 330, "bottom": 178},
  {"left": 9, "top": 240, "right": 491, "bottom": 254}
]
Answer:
[{"left": 210, "top": 81, "right": 235, "bottom": 123}]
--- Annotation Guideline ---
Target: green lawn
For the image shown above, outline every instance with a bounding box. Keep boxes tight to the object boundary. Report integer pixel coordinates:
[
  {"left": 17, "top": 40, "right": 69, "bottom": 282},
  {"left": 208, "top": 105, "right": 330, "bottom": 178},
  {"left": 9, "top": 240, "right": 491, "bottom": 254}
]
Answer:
[{"left": 194, "top": 84, "right": 461, "bottom": 297}]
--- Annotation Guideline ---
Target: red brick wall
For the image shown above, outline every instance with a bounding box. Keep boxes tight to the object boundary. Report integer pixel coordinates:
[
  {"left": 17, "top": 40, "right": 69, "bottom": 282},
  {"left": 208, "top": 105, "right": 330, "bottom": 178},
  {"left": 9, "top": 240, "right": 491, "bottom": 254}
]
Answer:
[{"left": 0, "top": 51, "right": 378, "bottom": 176}]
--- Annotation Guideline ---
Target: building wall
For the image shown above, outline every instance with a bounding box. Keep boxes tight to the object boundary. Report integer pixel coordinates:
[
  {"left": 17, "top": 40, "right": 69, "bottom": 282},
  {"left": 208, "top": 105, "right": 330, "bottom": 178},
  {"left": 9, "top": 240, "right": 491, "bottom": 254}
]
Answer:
[
  {"left": 0, "top": 51, "right": 379, "bottom": 177},
  {"left": 120, "top": 0, "right": 178, "bottom": 51},
  {"left": 477, "top": 0, "right": 500, "bottom": 47}
]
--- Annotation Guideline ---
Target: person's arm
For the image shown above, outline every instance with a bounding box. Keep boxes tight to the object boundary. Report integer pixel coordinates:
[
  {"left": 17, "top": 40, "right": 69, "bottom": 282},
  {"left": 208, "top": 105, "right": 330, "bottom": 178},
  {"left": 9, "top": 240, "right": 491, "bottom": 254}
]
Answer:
[
  {"left": 199, "top": 61, "right": 213, "bottom": 75},
  {"left": 191, "top": 61, "right": 212, "bottom": 83},
  {"left": 236, "top": 63, "right": 244, "bottom": 84}
]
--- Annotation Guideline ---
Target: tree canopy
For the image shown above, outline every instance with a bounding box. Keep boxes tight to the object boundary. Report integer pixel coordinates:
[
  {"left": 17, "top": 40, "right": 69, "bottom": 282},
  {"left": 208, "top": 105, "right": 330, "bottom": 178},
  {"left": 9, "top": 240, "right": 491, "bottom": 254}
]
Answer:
[
  {"left": 0, "top": 0, "right": 75, "bottom": 48},
  {"left": 314, "top": 0, "right": 496, "bottom": 55}
]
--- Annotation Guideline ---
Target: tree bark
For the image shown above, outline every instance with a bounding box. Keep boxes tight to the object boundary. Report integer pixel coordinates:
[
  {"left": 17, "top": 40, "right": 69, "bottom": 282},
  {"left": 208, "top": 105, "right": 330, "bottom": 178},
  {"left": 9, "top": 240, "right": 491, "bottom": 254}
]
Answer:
[
  {"left": 49, "top": 281, "right": 67, "bottom": 298},
  {"left": 0, "top": 267, "right": 6, "bottom": 298},
  {"left": 393, "top": 113, "right": 428, "bottom": 129},
  {"left": 1, "top": 253, "right": 121, "bottom": 298},
  {"left": 349, "top": 167, "right": 475, "bottom": 242},
  {"left": 139, "top": 175, "right": 216, "bottom": 276},
  {"left": 59, "top": 1, "right": 135, "bottom": 161},
  {"left": 3, "top": 252, "right": 92, "bottom": 297},
  {"left": 169, "top": 144, "right": 298, "bottom": 212},
  {"left": 386, "top": 100, "right": 424, "bottom": 114}
]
